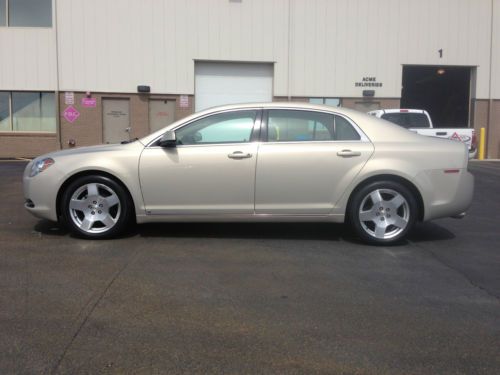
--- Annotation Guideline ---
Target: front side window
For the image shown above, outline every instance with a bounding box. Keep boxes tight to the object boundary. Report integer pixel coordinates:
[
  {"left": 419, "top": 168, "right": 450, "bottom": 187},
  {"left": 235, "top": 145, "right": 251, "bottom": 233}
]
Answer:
[
  {"left": 0, "top": 91, "right": 56, "bottom": 132},
  {"left": 3, "top": 0, "right": 52, "bottom": 27},
  {"left": 175, "top": 110, "right": 257, "bottom": 145}
]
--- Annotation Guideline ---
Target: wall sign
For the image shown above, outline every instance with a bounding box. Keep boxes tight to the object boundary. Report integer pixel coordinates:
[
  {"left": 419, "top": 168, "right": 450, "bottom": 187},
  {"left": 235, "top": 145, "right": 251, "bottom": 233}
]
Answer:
[
  {"left": 64, "top": 92, "right": 75, "bottom": 105},
  {"left": 355, "top": 77, "right": 383, "bottom": 88},
  {"left": 81, "top": 97, "right": 97, "bottom": 108},
  {"left": 179, "top": 95, "right": 190, "bottom": 108},
  {"left": 63, "top": 106, "right": 80, "bottom": 123}
]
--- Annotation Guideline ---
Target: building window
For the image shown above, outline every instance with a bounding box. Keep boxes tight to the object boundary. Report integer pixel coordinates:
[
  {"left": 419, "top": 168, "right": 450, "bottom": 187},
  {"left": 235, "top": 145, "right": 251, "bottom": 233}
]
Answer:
[
  {"left": 0, "top": 92, "right": 56, "bottom": 133},
  {"left": 1, "top": 0, "right": 52, "bottom": 27},
  {"left": 0, "top": 0, "right": 6, "bottom": 26},
  {"left": 309, "top": 98, "right": 341, "bottom": 107}
]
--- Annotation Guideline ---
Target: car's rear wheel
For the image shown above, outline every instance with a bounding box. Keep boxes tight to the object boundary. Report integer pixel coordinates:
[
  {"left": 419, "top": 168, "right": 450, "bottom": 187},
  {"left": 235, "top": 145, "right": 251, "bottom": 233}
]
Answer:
[
  {"left": 348, "top": 181, "right": 417, "bottom": 245},
  {"left": 61, "top": 175, "right": 132, "bottom": 239}
]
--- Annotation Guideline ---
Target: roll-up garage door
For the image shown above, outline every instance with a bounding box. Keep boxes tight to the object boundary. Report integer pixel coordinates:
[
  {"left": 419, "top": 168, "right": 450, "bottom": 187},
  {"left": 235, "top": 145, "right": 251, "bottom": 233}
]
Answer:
[{"left": 195, "top": 62, "right": 273, "bottom": 112}]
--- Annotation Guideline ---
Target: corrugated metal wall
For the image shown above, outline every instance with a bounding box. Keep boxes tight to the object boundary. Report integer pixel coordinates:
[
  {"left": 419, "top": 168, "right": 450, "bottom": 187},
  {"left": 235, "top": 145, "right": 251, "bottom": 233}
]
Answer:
[
  {"left": 0, "top": 0, "right": 498, "bottom": 99},
  {"left": 0, "top": 28, "right": 56, "bottom": 90}
]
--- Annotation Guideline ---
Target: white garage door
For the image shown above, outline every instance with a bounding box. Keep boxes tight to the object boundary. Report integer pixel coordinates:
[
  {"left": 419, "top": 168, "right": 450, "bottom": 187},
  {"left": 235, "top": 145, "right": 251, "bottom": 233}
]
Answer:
[{"left": 195, "top": 62, "right": 273, "bottom": 112}]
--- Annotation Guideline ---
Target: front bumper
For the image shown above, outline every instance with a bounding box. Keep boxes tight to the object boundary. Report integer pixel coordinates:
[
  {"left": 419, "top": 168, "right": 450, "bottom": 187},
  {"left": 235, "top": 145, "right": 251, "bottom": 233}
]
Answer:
[{"left": 23, "top": 161, "right": 61, "bottom": 222}]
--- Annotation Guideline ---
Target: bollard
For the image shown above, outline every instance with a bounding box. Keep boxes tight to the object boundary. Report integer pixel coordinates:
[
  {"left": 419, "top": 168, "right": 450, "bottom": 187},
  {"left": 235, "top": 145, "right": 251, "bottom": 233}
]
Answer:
[{"left": 478, "top": 127, "right": 486, "bottom": 160}]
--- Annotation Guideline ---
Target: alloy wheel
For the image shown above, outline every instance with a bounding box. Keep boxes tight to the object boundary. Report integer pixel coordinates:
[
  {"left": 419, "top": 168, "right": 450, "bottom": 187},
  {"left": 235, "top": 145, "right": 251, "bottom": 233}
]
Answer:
[
  {"left": 358, "top": 188, "right": 410, "bottom": 240},
  {"left": 68, "top": 183, "right": 121, "bottom": 234}
]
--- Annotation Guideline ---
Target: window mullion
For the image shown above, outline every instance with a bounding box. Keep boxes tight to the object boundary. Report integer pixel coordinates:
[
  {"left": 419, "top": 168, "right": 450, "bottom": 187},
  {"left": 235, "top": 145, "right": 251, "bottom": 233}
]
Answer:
[
  {"left": 5, "top": 0, "right": 8, "bottom": 26},
  {"left": 8, "top": 92, "right": 13, "bottom": 131}
]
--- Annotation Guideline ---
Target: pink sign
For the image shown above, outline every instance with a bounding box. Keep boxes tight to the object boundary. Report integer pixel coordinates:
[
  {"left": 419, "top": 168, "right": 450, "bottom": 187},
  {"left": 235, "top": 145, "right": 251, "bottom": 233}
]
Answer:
[
  {"left": 81, "top": 97, "right": 97, "bottom": 108},
  {"left": 63, "top": 106, "right": 80, "bottom": 123}
]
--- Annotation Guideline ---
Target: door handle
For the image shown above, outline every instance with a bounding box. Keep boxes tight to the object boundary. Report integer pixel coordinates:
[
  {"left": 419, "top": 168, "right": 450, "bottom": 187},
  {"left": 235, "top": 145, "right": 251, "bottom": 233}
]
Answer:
[
  {"left": 436, "top": 132, "right": 447, "bottom": 136},
  {"left": 337, "top": 149, "right": 361, "bottom": 157},
  {"left": 228, "top": 151, "right": 253, "bottom": 159}
]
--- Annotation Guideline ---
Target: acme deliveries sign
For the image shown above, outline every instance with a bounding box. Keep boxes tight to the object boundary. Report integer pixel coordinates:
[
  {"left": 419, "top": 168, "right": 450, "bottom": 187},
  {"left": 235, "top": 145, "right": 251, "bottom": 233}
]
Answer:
[{"left": 355, "top": 77, "right": 383, "bottom": 87}]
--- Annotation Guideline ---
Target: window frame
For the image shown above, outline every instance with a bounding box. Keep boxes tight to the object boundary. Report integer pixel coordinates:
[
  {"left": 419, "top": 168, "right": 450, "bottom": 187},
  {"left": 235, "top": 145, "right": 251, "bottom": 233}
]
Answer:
[
  {"left": 148, "top": 108, "right": 263, "bottom": 148},
  {"left": 1, "top": 0, "right": 53, "bottom": 28},
  {"left": 261, "top": 108, "right": 370, "bottom": 144},
  {"left": 0, "top": 91, "right": 57, "bottom": 134}
]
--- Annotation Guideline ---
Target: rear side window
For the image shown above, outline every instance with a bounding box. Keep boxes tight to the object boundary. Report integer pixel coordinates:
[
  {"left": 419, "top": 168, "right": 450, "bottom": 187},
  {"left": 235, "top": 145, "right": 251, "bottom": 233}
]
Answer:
[
  {"left": 266, "top": 110, "right": 360, "bottom": 142},
  {"left": 334, "top": 115, "right": 361, "bottom": 141},
  {"left": 381, "top": 113, "right": 430, "bottom": 128}
]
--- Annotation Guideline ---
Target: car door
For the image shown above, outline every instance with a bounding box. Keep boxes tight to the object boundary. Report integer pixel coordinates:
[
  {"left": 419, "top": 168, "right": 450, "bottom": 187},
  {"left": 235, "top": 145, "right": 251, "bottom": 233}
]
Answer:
[
  {"left": 139, "top": 109, "right": 261, "bottom": 215},
  {"left": 255, "top": 109, "right": 374, "bottom": 215}
]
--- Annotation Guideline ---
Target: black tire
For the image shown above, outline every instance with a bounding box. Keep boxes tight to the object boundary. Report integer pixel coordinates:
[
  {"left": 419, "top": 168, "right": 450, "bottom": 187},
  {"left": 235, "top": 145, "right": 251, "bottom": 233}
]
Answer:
[
  {"left": 60, "top": 175, "right": 133, "bottom": 239},
  {"left": 347, "top": 180, "right": 418, "bottom": 245}
]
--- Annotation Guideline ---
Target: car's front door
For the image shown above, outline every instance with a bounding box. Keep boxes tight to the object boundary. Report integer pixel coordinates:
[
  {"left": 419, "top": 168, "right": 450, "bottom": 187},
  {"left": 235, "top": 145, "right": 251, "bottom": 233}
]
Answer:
[
  {"left": 139, "top": 109, "right": 261, "bottom": 215},
  {"left": 255, "top": 109, "right": 374, "bottom": 214}
]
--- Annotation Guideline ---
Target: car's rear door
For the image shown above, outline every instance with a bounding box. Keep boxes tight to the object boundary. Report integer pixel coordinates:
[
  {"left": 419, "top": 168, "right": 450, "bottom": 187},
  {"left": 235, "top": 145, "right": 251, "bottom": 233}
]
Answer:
[
  {"left": 139, "top": 109, "right": 261, "bottom": 215},
  {"left": 255, "top": 109, "right": 374, "bottom": 215}
]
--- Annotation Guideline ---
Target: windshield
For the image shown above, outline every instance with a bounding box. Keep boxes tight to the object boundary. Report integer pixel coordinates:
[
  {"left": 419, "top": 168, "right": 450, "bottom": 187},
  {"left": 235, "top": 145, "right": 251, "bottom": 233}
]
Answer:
[{"left": 381, "top": 113, "right": 430, "bottom": 129}]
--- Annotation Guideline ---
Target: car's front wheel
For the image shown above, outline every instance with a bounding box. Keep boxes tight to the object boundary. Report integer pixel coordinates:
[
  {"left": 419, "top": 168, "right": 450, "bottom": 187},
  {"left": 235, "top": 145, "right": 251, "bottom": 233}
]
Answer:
[
  {"left": 61, "top": 175, "right": 132, "bottom": 239},
  {"left": 348, "top": 180, "right": 418, "bottom": 245}
]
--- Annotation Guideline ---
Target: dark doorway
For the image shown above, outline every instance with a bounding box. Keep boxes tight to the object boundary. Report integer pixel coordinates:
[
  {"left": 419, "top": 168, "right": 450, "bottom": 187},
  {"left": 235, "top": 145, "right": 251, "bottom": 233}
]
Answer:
[{"left": 401, "top": 66, "right": 471, "bottom": 128}]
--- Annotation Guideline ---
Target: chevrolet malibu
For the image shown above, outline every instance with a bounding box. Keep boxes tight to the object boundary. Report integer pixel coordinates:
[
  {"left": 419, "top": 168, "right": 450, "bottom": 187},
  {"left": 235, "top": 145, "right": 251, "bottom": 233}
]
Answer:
[{"left": 23, "top": 103, "right": 474, "bottom": 245}]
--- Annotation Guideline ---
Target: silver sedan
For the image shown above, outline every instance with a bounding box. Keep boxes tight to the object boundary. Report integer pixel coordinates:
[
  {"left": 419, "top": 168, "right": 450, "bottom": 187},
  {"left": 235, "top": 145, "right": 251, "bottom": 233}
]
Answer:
[{"left": 23, "top": 103, "right": 474, "bottom": 244}]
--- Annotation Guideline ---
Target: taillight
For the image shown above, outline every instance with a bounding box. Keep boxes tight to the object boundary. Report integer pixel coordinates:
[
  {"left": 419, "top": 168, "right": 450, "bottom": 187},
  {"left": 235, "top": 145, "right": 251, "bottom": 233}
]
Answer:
[{"left": 400, "top": 109, "right": 409, "bottom": 113}]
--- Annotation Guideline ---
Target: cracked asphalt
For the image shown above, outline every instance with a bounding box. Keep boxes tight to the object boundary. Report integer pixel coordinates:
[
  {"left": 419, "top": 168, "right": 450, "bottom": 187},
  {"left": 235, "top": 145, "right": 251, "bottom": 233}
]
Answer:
[{"left": 0, "top": 160, "right": 499, "bottom": 374}]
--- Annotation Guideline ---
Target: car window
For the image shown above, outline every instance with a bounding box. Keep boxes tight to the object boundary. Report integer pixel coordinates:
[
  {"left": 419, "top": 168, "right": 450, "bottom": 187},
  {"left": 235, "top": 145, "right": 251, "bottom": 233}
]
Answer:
[
  {"left": 267, "top": 110, "right": 360, "bottom": 142},
  {"left": 334, "top": 115, "right": 361, "bottom": 141},
  {"left": 176, "top": 110, "right": 257, "bottom": 145},
  {"left": 267, "top": 110, "right": 334, "bottom": 142},
  {"left": 381, "top": 113, "right": 430, "bottom": 128}
]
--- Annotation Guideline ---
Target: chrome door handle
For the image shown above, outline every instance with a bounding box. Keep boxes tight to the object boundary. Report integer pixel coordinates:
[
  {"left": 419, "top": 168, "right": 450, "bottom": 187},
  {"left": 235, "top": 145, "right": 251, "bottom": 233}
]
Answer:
[
  {"left": 228, "top": 151, "right": 253, "bottom": 159},
  {"left": 337, "top": 149, "right": 361, "bottom": 157}
]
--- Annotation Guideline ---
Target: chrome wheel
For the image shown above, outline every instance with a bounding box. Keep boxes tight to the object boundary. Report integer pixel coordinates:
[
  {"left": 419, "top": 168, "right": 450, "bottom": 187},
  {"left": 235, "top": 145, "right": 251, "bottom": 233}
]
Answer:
[
  {"left": 358, "top": 188, "right": 410, "bottom": 240},
  {"left": 68, "top": 183, "right": 121, "bottom": 234}
]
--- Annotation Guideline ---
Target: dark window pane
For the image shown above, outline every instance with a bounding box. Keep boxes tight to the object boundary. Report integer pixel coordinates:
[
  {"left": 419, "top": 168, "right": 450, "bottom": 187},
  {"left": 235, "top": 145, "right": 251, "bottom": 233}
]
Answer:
[
  {"left": 0, "top": 92, "right": 10, "bottom": 131},
  {"left": 407, "top": 113, "right": 431, "bottom": 128},
  {"left": 381, "top": 113, "right": 430, "bottom": 129},
  {"left": 334, "top": 116, "right": 360, "bottom": 141},
  {"left": 0, "top": 0, "right": 6, "bottom": 26},
  {"left": 9, "top": 0, "right": 52, "bottom": 27},
  {"left": 12, "top": 92, "right": 56, "bottom": 132}
]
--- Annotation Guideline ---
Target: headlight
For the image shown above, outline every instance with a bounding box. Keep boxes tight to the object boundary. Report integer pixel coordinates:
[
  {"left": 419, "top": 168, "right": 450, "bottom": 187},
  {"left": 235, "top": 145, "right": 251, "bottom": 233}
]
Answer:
[{"left": 30, "top": 157, "right": 55, "bottom": 177}]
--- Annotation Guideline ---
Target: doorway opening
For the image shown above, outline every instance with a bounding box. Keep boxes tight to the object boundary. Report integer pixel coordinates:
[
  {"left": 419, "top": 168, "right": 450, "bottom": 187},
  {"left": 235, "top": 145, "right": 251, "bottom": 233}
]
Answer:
[{"left": 401, "top": 66, "right": 472, "bottom": 128}]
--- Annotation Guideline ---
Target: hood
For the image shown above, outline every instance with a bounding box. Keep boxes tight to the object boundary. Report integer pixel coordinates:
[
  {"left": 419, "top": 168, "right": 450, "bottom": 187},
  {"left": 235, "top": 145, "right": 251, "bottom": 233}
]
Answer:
[{"left": 35, "top": 140, "right": 145, "bottom": 160}]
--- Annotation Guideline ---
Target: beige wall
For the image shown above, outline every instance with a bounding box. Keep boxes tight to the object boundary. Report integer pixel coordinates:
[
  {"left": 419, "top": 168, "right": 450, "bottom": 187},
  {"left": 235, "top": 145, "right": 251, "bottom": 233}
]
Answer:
[{"left": 0, "top": 133, "right": 59, "bottom": 158}]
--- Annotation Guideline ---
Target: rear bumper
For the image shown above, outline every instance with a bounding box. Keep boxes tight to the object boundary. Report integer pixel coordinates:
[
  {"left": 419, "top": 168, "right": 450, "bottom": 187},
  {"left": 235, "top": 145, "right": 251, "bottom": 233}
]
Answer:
[{"left": 416, "top": 169, "right": 474, "bottom": 221}]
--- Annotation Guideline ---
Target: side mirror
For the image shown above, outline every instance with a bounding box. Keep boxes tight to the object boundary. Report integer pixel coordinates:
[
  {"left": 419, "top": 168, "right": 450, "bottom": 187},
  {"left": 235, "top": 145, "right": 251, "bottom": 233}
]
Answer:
[{"left": 159, "top": 130, "right": 176, "bottom": 147}]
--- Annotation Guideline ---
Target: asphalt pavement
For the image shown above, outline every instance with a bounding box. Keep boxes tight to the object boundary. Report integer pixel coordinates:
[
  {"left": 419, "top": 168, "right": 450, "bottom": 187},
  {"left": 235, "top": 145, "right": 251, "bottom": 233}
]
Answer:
[{"left": 0, "top": 160, "right": 499, "bottom": 374}]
